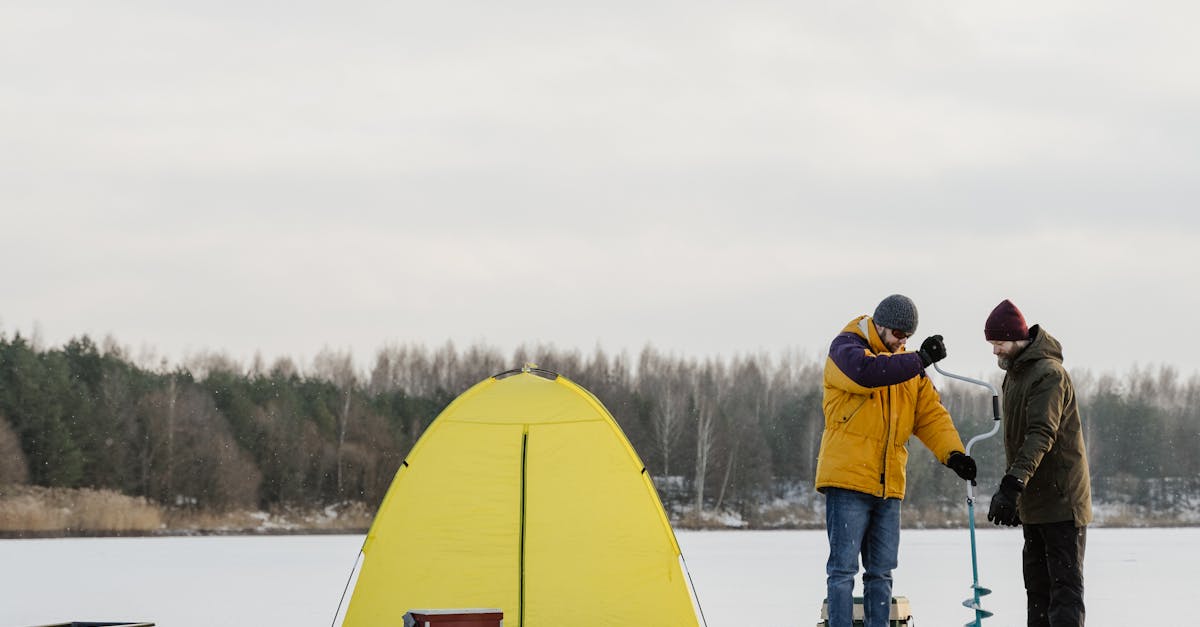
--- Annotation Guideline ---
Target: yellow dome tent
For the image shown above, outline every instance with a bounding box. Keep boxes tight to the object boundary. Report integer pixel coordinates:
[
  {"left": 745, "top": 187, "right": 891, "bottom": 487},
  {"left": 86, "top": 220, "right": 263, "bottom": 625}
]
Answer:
[{"left": 338, "top": 366, "right": 702, "bottom": 626}]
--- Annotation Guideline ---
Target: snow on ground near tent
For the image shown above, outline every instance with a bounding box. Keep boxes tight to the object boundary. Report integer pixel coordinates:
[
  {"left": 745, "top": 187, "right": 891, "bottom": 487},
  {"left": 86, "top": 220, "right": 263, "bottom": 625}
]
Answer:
[{"left": 0, "top": 528, "right": 1193, "bottom": 626}]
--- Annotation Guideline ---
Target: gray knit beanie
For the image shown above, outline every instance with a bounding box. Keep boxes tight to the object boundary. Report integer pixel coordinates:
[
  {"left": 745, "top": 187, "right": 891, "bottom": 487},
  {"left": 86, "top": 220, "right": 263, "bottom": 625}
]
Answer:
[{"left": 873, "top": 294, "right": 918, "bottom": 335}]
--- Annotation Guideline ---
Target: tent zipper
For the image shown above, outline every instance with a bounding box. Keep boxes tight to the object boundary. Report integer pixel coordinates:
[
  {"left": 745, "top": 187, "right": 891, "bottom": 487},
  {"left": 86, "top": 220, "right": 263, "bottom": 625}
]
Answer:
[
  {"left": 880, "top": 386, "right": 891, "bottom": 497},
  {"left": 520, "top": 427, "right": 529, "bottom": 626}
]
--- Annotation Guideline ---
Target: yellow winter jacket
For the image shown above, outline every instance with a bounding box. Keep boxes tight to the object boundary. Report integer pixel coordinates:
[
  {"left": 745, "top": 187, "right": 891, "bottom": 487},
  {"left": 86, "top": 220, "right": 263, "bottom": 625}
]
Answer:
[{"left": 815, "top": 315, "right": 965, "bottom": 499}]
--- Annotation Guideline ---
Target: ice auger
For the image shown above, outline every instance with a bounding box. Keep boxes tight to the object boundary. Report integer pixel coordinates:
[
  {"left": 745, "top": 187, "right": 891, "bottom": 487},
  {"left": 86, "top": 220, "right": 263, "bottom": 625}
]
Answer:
[{"left": 934, "top": 362, "right": 1001, "bottom": 627}]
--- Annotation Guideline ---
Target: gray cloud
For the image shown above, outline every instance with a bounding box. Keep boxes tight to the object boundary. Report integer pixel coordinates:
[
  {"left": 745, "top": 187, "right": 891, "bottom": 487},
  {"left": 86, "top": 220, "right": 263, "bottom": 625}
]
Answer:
[{"left": 2, "top": 1, "right": 1198, "bottom": 378}]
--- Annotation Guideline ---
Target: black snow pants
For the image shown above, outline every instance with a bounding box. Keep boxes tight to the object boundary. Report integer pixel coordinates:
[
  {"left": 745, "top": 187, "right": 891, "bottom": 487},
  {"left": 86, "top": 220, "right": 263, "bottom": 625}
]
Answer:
[{"left": 1023, "top": 521, "right": 1086, "bottom": 627}]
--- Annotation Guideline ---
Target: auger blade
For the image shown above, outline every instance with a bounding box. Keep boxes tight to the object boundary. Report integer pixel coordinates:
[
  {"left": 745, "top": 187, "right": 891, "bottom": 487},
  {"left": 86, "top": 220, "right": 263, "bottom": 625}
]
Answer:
[
  {"left": 961, "top": 599, "right": 994, "bottom": 614},
  {"left": 963, "top": 613, "right": 995, "bottom": 627}
]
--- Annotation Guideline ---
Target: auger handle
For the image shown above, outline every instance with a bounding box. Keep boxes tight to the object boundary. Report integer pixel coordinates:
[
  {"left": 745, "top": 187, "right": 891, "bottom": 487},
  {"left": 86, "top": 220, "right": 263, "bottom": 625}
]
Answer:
[
  {"left": 934, "top": 362, "right": 1000, "bottom": 456},
  {"left": 934, "top": 363, "right": 1001, "bottom": 499}
]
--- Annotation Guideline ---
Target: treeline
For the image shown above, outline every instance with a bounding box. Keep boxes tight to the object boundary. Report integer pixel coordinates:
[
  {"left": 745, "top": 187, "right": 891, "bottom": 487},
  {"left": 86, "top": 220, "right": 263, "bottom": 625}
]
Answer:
[{"left": 1, "top": 332, "right": 1197, "bottom": 524}]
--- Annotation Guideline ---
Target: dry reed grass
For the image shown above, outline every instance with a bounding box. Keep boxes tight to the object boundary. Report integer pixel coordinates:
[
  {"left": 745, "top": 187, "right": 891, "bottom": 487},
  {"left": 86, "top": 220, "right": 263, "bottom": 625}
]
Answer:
[
  {"left": 162, "top": 508, "right": 271, "bottom": 532},
  {"left": 163, "top": 501, "right": 374, "bottom": 533},
  {"left": 0, "top": 485, "right": 162, "bottom": 533},
  {"left": 750, "top": 500, "right": 825, "bottom": 529},
  {"left": 0, "top": 485, "right": 375, "bottom": 536}
]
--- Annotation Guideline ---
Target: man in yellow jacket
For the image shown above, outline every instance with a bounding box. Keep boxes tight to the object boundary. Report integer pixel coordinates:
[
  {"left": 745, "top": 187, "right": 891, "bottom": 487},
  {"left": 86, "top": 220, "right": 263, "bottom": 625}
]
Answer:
[{"left": 817, "top": 294, "right": 976, "bottom": 627}]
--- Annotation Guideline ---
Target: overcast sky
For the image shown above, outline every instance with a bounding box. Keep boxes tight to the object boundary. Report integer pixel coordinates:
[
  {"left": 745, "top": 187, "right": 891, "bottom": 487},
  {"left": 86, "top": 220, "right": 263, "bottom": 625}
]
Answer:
[{"left": 2, "top": 2, "right": 1197, "bottom": 381}]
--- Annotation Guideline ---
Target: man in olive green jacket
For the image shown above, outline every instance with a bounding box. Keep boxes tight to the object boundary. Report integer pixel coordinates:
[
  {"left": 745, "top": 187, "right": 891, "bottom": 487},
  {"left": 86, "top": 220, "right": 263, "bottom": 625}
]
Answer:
[{"left": 984, "top": 299, "right": 1091, "bottom": 627}]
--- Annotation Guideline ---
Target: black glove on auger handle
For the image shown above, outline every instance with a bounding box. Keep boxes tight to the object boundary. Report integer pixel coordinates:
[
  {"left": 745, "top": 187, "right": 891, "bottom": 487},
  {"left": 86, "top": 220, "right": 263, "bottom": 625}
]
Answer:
[
  {"left": 918, "top": 334, "right": 947, "bottom": 367},
  {"left": 946, "top": 451, "right": 978, "bottom": 482},
  {"left": 987, "top": 474, "right": 1024, "bottom": 527}
]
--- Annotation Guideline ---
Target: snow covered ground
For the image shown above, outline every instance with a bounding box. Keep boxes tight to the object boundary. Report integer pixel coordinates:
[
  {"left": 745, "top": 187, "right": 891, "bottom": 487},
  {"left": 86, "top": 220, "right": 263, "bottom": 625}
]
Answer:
[{"left": 0, "top": 527, "right": 1193, "bottom": 626}]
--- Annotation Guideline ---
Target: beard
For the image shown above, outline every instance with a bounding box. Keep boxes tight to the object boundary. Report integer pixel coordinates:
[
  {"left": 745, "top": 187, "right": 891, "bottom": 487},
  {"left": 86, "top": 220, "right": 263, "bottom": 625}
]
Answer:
[{"left": 997, "top": 356, "right": 1011, "bottom": 370}]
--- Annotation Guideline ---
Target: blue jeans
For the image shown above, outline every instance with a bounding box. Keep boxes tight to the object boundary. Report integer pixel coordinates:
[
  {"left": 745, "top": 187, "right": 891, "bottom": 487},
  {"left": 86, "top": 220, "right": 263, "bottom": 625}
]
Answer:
[{"left": 825, "top": 488, "right": 901, "bottom": 627}]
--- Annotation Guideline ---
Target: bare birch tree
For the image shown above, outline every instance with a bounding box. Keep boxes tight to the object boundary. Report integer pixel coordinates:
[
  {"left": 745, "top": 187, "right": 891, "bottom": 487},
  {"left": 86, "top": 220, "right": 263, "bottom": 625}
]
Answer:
[
  {"left": 715, "top": 355, "right": 769, "bottom": 511},
  {"left": 637, "top": 348, "right": 690, "bottom": 477},
  {"left": 313, "top": 348, "right": 357, "bottom": 496},
  {"left": 693, "top": 358, "right": 726, "bottom": 513}
]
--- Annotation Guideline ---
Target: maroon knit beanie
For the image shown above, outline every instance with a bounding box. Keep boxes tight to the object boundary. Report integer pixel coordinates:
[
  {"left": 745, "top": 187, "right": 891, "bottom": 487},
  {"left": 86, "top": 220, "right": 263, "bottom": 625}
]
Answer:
[{"left": 984, "top": 299, "right": 1029, "bottom": 341}]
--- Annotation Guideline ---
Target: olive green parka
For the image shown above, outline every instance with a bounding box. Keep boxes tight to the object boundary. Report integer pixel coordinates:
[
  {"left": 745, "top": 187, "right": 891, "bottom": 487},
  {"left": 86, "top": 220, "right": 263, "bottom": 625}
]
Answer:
[{"left": 1000, "top": 325, "right": 1093, "bottom": 526}]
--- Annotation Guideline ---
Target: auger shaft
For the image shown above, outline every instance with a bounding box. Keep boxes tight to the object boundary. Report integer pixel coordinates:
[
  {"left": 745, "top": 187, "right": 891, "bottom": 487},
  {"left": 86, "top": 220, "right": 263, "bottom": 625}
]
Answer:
[{"left": 933, "top": 363, "right": 999, "bottom": 627}]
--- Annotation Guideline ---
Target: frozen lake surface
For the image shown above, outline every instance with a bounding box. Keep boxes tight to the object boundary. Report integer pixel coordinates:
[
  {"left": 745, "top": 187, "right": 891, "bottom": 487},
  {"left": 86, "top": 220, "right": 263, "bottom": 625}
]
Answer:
[{"left": 1, "top": 527, "right": 1193, "bottom": 626}]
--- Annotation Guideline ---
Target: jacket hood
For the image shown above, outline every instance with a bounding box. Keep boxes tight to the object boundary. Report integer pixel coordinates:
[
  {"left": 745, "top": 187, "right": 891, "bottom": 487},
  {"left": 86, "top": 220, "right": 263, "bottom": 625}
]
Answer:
[
  {"left": 844, "top": 315, "right": 889, "bottom": 354},
  {"left": 1012, "top": 324, "right": 1063, "bottom": 370}
]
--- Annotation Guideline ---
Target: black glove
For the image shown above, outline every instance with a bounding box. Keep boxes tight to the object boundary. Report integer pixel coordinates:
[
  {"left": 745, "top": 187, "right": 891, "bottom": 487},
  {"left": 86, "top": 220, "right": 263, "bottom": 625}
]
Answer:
[
  {"left": 946, "top": 451, "right": 977, "bottom": 482},
  {"left": 987, "top": 474, "right": 1023, "bottom": 527},
  {"left": 917, "top": 334, "right": 947, "bottom": 367}
]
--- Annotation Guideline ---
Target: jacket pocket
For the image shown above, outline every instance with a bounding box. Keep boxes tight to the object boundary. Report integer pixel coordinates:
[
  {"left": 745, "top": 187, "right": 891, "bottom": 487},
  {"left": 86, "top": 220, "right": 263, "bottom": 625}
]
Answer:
[
  {"left": 1052, "top": 454, "right": 1067, "bottom": 497},
  {"left": 838, "top": 393, "right": 872, "bottom": 427}
]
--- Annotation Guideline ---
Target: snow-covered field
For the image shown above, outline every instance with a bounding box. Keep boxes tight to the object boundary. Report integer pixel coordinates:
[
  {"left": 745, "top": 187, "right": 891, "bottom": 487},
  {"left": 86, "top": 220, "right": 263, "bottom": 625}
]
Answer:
[{"left": 0, "top": 527, "right": 1192, "bottom": 626}]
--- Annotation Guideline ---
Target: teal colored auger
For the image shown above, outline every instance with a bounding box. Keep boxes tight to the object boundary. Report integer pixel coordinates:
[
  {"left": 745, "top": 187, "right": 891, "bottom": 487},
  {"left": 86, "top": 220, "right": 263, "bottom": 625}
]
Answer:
[{"left": 934, "top": 362, "right": 1001, "bottom": 627}]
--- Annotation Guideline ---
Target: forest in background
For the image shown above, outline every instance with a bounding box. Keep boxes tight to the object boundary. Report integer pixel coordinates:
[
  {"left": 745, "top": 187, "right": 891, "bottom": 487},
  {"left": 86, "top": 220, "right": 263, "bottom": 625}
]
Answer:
[{"left": 1, "top": 331, "right": 1198, "bottom": 532}]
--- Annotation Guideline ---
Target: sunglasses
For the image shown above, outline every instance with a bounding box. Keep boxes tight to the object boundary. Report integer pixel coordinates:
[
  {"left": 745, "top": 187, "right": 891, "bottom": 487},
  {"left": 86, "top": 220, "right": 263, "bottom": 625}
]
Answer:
[{"left": 889, "top": 328, "right": 913, "bottom": 340}]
